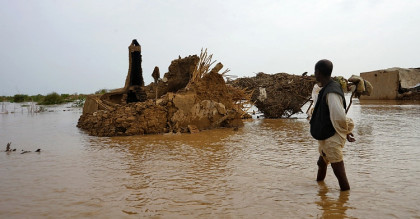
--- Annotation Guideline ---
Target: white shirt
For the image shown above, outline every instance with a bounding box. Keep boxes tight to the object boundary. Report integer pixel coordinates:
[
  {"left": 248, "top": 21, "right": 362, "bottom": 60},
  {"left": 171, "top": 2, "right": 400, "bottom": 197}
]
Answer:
[
  {"left": 326, "top": 93, "right": 354, "bottom": 139},
  {"left": 312, "top": 84, "right": 321, "bottom": 105},
  {"left": 307, "top": 84, "right": 322, "bottom": 118}
]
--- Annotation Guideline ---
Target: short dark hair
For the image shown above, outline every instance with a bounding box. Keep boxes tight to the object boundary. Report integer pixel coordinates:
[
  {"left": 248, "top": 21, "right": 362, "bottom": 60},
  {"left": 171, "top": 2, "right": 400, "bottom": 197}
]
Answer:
[{"left": 315, "top": 59, "right": 333, "bottom": 77}]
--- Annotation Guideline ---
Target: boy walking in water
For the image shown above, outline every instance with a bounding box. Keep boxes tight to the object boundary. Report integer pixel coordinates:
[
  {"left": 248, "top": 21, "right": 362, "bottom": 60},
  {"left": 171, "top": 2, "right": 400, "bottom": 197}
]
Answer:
[{"left": 310, "top": 59, "right": 355, "bottom": 191}]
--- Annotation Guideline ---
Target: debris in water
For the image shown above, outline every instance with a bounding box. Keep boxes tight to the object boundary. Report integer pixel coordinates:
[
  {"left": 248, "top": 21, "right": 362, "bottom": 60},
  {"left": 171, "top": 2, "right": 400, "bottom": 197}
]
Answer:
[
  {"left": 21, "top": 150, "right": 31, "bottom": 154},
  {"left": 229, "top": 72, "right": 317, "bottom": 118},
  {"left": 5, "top": 142, "right": 11, "bottom": 152}
]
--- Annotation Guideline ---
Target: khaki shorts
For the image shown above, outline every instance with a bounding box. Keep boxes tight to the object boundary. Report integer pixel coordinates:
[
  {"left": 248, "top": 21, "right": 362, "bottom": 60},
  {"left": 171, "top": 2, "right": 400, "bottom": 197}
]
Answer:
[{"left": 318, "top": 132, "right": 346, "bottom": 164}]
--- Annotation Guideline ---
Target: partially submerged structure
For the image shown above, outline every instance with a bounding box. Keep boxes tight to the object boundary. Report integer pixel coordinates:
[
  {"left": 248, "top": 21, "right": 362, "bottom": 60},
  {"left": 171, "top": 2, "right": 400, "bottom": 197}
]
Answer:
[
  {"left": 77, "top": 41, "right": 250, "bottom": 136},
  {"left": 360, "top": 68, "right": 420, "bottom": 100},
  {"left": 230, "top": 73, "right": 317, "bottom": 118},
  {"left": 82, "top": 40, "right": 147, "bottom": 115}
]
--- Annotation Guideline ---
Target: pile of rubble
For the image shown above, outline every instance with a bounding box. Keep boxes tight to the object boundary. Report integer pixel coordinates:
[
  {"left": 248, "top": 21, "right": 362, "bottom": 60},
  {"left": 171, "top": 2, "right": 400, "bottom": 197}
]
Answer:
[
  {"left": 230, "top": 72, "right": 316, "bottom": 118},
  {"left": 77, "top": 42, "right": 248, "bottom": 136}
]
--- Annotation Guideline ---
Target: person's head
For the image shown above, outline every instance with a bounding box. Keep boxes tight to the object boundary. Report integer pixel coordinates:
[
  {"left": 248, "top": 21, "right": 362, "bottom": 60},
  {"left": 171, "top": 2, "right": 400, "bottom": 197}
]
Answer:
[{"left": 314, "top": 59, "right": 333, "bottom": 83}]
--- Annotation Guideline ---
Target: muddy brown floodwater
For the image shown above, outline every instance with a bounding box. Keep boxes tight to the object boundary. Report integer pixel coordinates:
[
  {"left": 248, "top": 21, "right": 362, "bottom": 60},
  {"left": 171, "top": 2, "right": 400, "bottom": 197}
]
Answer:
[{"left": 1, "top": 99, "right": 419, "bottom": 218}]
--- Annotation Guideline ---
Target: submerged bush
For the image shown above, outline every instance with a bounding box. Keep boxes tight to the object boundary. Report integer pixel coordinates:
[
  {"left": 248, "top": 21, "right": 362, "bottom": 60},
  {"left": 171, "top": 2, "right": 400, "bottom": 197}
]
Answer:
[
  {"left": 30, "top": 94, "right": 44, "bottom": 102},
  {"left": 39, "top": 92, "right": 64, "bottom": 105},
  {"left": 13, "top": 94, "right": 28, "bottom": 103},
  {"left": 4, "top": 92, "right": 89, "bottom": 106}
]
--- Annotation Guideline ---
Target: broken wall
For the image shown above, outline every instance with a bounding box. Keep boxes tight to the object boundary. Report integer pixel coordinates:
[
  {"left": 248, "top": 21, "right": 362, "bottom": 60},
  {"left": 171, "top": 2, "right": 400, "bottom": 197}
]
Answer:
[
  {"left": 360, "top": 70, "right": 399, "bottom": 100},
  {"left": 393, "top": 68, "right": 420, "bottom": 89},
  {"left": 360, "top": 68, "right": 420, "bottom": 100}
]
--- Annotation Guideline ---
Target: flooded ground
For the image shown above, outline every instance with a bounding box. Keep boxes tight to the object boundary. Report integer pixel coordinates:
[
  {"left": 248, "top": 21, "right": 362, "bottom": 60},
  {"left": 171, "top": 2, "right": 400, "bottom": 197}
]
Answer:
[{"left": 1, "top": 99, "right": 419, "bottom": 218}]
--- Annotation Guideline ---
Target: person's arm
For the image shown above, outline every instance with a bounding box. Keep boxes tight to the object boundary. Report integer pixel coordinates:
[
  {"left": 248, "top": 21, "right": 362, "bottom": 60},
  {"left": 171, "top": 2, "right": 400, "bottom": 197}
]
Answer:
[{"left": 327, "top": 93, "right": 352, "bottom": 140}]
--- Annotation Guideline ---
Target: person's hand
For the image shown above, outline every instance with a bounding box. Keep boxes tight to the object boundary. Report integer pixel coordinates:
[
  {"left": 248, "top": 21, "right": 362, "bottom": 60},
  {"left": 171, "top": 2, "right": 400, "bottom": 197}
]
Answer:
[{"left": 347, "top": 133, "right": 356, "bottom": 142}]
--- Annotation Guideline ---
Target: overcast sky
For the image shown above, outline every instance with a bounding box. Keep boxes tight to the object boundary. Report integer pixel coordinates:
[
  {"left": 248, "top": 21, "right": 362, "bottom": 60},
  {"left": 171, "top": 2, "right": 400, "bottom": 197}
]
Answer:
[{"left": 0, "top": 0, "right": 419, "bottom": 96}]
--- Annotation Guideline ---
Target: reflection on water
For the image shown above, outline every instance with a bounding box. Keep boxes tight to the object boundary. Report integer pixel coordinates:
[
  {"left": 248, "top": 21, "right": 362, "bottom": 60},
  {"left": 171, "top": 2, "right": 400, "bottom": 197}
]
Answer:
[
  {"left": 0, "top": 100, "right": 419, "bottom": 218},
  {"left": 316, "top": 182, "right": 351, "bottom": 219}
]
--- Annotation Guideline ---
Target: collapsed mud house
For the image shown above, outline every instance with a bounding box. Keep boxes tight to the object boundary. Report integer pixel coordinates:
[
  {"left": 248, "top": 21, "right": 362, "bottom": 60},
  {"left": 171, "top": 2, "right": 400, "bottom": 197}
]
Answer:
[
  {"left": 359, "top": 68, "right": 420, "bottom": 100},
  {"left": 77, "top": 40, "right": 250, "bottom": 136},
  {"left": 229, "top": 73, "right": 317, "bottom": 118},
  {"left": 79, "top": 40, "right": 375, "bottom": 136}
]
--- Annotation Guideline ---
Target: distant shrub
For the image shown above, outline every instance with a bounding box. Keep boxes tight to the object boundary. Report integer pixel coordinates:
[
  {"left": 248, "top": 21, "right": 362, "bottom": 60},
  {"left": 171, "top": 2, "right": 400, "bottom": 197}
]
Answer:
[
  {"left": 5, "top": 92, "right": 90, "bottom": 105},
  {"left": 5, "top": 96, "right": 14, "bottom": 102},
  {"left": 39, "top": 92, "right": 64, "bottom": 105},
  {"left": 61, "top": 93, "right": 70, "bottom": 99},
  {"left": 0, "top": 96, "right": 11, "bottom": 102},
  {"left": 61, "top": 94, "right": 76, "bottom": 103},
  {"left": 30, "top": 94, "right": 44, "bottom": 102},
  {"left": 95, "top": 89, "right": 109, "bottom": 94},
  {"left": 13, "top": 94, "right": 28, "bottom": 103}
]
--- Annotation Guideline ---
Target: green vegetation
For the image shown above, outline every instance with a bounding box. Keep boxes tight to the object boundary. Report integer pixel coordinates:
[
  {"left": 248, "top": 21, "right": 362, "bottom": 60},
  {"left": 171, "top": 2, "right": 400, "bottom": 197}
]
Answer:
[
  {"left": 61, "top": 93, "right": 70, "bottom": 99},
  {"left": 13, "top": 94, "right": 28, "bottom": 103},
  {"left": 95, "top": 88, "right": 109, "bottom": 94},
  {"left": 30, "top": 94, "right": 44, "bottom": 102},
  {"left": 0, "top": 92, "right": 88, "bottom": 106},
  {"left": 39, "top": 92, "right": 64, "bottom": 105}
]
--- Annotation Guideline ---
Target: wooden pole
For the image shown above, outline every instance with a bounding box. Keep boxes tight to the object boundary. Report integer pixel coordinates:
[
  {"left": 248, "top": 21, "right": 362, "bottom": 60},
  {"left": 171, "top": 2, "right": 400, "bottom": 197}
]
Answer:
[
  {"left": 346, "top": 91, "right": 355, "bottom": 114},
  {"left": 305, "top": 100, "right": 313, "bottom": 114}
]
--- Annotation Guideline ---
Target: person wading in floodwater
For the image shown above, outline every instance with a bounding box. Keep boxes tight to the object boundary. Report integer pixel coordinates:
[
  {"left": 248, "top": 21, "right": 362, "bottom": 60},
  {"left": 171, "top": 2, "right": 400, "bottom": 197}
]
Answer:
[{"left": 310, "top": 59, "right": 355, "bottom": 191}]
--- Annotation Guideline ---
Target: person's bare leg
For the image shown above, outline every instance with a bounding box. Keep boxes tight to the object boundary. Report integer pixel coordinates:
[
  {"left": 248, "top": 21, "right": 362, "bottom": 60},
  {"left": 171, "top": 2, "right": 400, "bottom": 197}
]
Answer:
[
  {"left": 331, "top": 161, "right": 350, "bottom": 191},
  {"left": 317, "top": 156, "right": 327, "bottom": 181}
]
